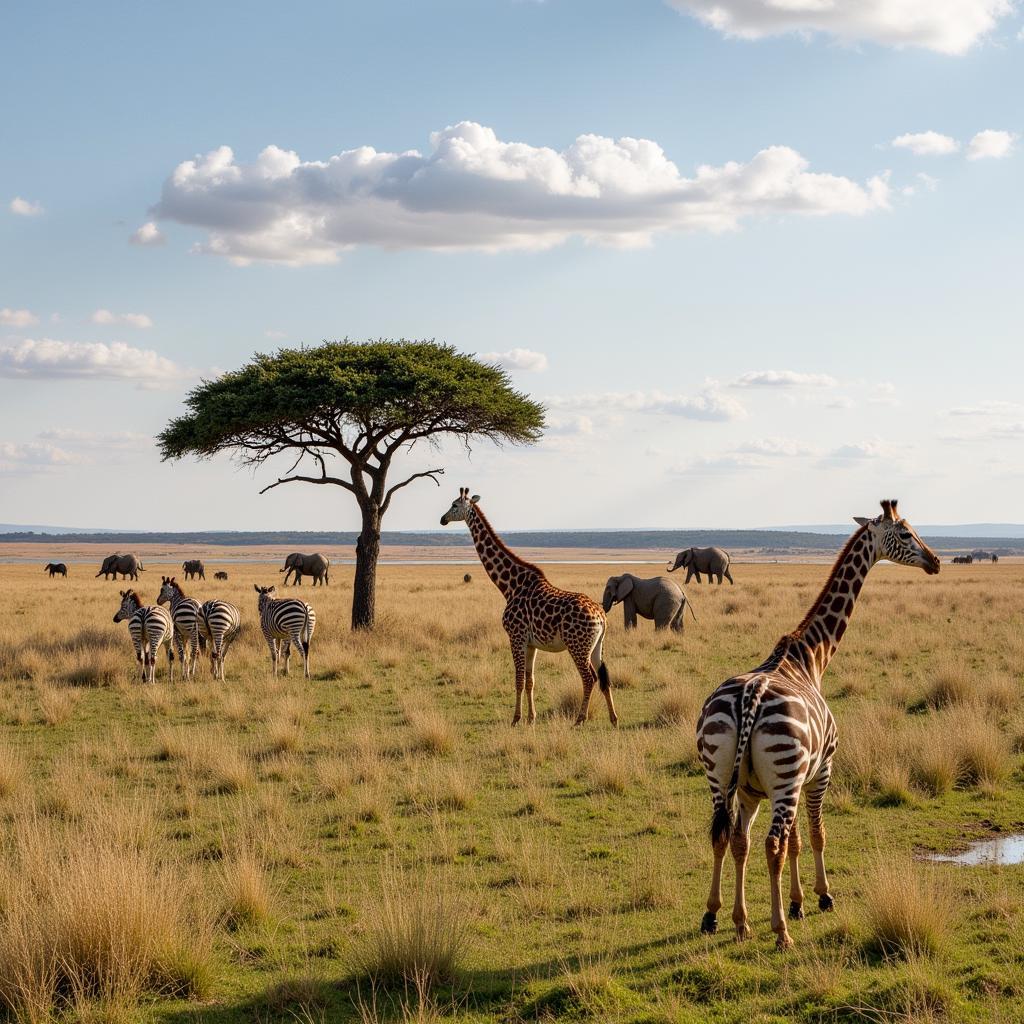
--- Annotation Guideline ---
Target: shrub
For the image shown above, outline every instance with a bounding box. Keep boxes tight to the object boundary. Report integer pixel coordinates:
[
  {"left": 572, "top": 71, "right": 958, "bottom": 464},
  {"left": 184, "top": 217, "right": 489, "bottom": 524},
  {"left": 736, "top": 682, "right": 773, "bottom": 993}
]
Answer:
[{"left": 862, "top": 856, "right": 954, "bottom": 958}]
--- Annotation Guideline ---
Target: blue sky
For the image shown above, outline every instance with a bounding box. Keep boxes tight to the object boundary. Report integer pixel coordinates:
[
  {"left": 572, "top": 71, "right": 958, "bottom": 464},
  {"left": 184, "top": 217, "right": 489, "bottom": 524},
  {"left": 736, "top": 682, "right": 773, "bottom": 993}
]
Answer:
[{"left": 1, "top": 0, "right": 1021, "bottom": 531}]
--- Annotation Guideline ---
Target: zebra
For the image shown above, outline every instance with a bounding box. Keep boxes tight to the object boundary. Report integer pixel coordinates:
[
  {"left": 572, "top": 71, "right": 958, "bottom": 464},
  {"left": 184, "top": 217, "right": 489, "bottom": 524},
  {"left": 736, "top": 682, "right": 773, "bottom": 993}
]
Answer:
[
  {"left": 198, "top": 597, "right": 241, "bottom": 680},
  {"left": 254, "top": 585, "right": 316, "bottom": 679},
  {"left": 695, "top": 500, "right": 940, "bottom": 949},
  {"left": 157, "top": 576, "right": 202, "bottom": 680},
  {"left": 113, "top": 589, "right": 173, "bottom": 683}
]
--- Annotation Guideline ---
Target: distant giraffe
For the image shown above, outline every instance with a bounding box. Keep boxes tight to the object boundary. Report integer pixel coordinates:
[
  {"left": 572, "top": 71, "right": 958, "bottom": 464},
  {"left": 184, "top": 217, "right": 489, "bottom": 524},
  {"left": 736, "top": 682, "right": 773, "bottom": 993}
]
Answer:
[
  {"left": 696, "top": 499, "right": 940, "bottom": 949},
  {"left": 440, "top": 488, "right": 617, "bottom": 727}
]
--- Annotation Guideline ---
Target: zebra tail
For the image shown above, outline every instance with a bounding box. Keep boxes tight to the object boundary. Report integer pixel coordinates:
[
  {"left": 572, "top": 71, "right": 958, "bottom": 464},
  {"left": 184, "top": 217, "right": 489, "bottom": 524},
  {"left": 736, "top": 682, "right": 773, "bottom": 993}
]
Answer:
[
  {"left": 302, "top": 605, "right": 312, "bottom": 656},
  {"left": 725, "top": 678, "right": 768, "bottom": 815}
]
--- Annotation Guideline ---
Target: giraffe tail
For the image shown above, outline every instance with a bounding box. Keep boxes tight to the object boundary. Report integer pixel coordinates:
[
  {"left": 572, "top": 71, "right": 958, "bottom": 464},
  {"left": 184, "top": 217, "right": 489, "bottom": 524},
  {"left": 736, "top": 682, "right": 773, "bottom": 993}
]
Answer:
[{"left": 597, "top": 661, "right": 611, "bottom": 693}]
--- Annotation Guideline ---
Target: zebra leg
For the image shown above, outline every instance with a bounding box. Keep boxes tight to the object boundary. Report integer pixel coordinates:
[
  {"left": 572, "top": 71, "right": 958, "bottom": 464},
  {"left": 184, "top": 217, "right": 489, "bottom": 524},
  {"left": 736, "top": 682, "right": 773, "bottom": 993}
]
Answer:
[
  {"left": 524, "top": 645, "right": 538, "bottom": 725},
  {"left": 132, "top": 636, "right": 145, "bottom": 682},
  {"left": 267, "top": 638, "right": 279, "bottom": 676},
  {"left": 282, "top": 639, "right": 292, "bottom": 676},
  {"left": 163, "top": 637, "right": 173, "bottom": 683},
  {"left": 702, "top": 799, "right": 730, "bottom": 935},
  {"left": 806, "top": 764, "right": 834, "bottom": 912},
  {"left": 300, "top": 629, "right": 311, "bottom": 680},
  {"left": 765, "top": 798, "right": 799, "bottom": 950},
  {"left": 172, "top": 632, "right": 186, "bottom": 682},
  {"left": 509, "top": 636, "right": 526, "bottom": 726},
  {"left": 731, "top": 791, "right": 760, "bottom": 940},
  {"left": 787, "top": 824, "right": 805, "bottom": 920}
]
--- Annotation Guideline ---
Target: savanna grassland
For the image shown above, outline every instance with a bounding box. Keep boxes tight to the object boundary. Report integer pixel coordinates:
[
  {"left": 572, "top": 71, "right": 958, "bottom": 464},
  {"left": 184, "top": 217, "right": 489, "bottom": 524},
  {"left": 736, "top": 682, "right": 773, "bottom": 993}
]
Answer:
[{"left": 1, "top": 559, "right": 1023, "bottom": 1024}]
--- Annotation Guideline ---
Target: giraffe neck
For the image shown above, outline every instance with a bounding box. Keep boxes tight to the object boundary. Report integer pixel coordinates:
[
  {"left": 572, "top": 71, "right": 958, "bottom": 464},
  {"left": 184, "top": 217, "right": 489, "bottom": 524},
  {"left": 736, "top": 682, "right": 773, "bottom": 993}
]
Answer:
[
  {"left": 465, "top": 505, "right": 541, "bottom": 598},
  {"left": 779, "top": 525, "right": 878, "bottom": 680}
]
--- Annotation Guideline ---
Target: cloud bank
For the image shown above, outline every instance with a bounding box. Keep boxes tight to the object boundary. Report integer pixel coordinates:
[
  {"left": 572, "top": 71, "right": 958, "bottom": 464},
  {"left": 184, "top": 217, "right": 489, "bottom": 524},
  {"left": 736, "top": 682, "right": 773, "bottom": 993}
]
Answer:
[
  {"left": 9, "top": 197, "right": 44, "bottom": 217},
  {"left": 546, "top": 381, "right": 747, "bottom": 422},
  {"left": 150, "top": 122, "right": 891, "bottom": 265},
  {"left": 0, "top": 338, "right": 188, "bottom": 385},
  {"left": 731, "top": 369, "right": 837, "bottom": 388},
  {"left": 666, "top": 0, "right": 1013, "bottom": 55},
  {"left": 0, "top": 308, "right": 39, "bottom": 328}
]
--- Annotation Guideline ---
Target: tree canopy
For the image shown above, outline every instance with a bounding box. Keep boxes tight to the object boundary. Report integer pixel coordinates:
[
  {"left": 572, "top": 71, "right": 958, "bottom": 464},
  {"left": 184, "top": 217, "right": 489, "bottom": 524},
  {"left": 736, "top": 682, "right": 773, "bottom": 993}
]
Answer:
[{"left": 158, "top": 339, "right": 545, "bottom": 627}]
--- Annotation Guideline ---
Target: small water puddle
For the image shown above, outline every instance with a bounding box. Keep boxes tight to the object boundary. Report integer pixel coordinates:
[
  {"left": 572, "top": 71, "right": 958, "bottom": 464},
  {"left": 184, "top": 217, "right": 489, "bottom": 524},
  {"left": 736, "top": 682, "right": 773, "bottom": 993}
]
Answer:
[{"left": 926, "top": 834, "right": 1024, "bottom": 866}]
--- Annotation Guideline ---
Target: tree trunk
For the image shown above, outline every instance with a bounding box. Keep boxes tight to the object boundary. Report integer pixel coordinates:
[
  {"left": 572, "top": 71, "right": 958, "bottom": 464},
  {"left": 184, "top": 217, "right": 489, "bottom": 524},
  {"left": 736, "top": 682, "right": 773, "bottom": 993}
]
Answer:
[{"left": 352, "top": 504, "right": 381, "bottom": 630}]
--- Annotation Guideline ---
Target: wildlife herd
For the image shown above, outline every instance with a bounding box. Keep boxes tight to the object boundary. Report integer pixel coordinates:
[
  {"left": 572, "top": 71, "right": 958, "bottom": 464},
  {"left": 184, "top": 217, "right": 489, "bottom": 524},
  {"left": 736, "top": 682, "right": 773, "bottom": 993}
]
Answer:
[{"left": 29, "top": 493, "right": 1007, "bottom": 949}]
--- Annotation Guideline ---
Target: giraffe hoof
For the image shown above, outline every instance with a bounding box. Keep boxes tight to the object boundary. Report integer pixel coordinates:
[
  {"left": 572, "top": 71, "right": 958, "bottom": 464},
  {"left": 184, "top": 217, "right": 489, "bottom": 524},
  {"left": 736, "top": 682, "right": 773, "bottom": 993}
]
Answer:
[
  {"left": 733, "top": 924, "right": 752, "bottom": 942},
  {"left": 776, "top": 934, "right": 794, "bottom": 951},
  {"left": 819, "top": 893, "right": 835, "bottom": 912},
  {"left": 699, "top": 912, "right": 717, "bottom": 935},
  {"left": 788, "top": 902, "right": 804, "bottom": 921},
  {"left": 510, "top": 716, "right": 521, "bottom": 727}
]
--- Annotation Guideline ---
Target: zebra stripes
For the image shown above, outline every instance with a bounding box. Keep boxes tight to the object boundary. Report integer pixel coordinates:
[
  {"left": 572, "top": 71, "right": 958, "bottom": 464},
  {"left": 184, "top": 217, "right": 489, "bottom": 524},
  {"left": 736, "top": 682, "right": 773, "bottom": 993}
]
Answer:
[
  {"left": 695, "top": 499, "right": 940, "bottom": 949},
  {"left": 198, "top": 598, "right": 241, "bottom": 680},
  {"left": 113, "top": 589, "right": 173, "bottom": 683},
  {"left": 157, "top": 577, "right": 202, "bottom": 680},
  {"left": 255, "top": 585, "right": 315, "bottom": 678}
]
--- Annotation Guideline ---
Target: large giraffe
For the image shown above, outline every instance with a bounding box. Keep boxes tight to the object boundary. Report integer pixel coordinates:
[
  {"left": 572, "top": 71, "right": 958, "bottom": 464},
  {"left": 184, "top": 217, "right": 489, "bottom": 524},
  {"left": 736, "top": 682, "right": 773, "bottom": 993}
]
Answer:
[
  {"left": 440, "top": 488, "right": 617, "bottom": 727},
  {"left": 696, "top": 499, "right": 939, "bottom": 949}
]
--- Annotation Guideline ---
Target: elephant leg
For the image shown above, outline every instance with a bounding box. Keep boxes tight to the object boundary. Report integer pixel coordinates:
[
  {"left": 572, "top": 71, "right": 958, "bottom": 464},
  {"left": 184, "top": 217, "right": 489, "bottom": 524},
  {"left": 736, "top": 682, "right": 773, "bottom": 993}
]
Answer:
[{"left": 725, "top": 568, "right": 734, "bottom": 585}]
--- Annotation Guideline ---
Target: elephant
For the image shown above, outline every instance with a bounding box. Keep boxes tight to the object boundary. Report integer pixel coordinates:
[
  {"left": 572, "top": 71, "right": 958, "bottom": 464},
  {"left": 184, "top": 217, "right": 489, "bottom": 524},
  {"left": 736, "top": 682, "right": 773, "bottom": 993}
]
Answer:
[
  {"left": 214, "top": 571, "right": 229, "bottom": 580},
  {"left": 667, "top": 546, "right": 733, "bottom": 585},
  {"left": 602, "top": 574, "right": 690, "bottom": 632},
  {"left": 96, "top": 553, "right": 145, "bottom": 580},
  {"left": 182, "top": 559, "right": 206, "bottom": 580},
  {"left": 279, "top": 552, "right": 330, "bottom": 586},
  {"left": 44, "top": 562, "right": 68, "bottom": 578}
]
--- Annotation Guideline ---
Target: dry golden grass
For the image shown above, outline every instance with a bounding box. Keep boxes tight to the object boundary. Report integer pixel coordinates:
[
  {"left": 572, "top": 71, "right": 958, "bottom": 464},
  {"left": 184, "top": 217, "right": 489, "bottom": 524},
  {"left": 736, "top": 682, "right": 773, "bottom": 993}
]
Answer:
[{"left": 0, "top": 557, "right": 1022, "bottom": 1022}]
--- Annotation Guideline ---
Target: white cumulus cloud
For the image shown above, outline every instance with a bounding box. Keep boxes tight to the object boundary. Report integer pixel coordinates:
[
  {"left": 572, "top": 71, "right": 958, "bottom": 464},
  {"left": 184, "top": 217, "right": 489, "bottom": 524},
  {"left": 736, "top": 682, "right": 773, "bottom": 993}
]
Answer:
[
  {"left": 546, "top": 381, "right": 747, "bottom": 422},
  {"left": 891, "top": 131, "right": 960, "bottom": 155},
  {"left": 480, "top": 347, "right": 549, "bottom": 372},
  {"left": 149, "top": 123, "right": 891, "bottom": 264},
  {"left": 966, "top": 129, "right": 1016, "bottom": 160},
  {"left": 37, "top": 429, "right": 151, "bottom": 450},
  {"left": 0, "top": 338, "right": 188, "bottom": 385},
  {"left": 0, "top": 308, "right": 39, "bottom": 328},
  {"left": 734, "top": 437, "right": 820, "bottom": 457},
  {"left": 9, "top": 196, "right": 44, "bottom": 217},
  {"left": 0, "top": 441, "right": 82, "bottom": 474},
  {"left": 90, "top": 309, "right": 154, "bottom": 329},
  {"left": 130, "top": 221, "right": 165, "bottom": 246},
  {"left": 731, "top": 369, "right": 837, "bottom": 388},
  {"left": 666, "top": 0, "right": 1013, "bottom": 55}
]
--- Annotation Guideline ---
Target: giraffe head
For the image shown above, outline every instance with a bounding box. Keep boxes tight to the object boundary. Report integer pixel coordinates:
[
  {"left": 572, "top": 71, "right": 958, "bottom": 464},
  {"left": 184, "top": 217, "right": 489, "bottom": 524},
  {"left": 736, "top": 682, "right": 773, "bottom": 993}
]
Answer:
[
  {"left": 440, "top": 487, "right": 480, "bottom": 526},
  {"left": 854, "top": 499, "right": 940, "bottom": 575},
  {"left": 113, "top": 589, "right": 141, "bottom": 623}
]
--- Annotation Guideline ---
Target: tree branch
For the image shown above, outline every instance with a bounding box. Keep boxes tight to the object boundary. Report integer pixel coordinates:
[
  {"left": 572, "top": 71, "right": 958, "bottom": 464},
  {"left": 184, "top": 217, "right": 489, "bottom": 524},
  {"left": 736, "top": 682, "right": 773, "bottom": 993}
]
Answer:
[
  {"left": 381, "top": 467, "right": 445, "bottom": 514},
  {"left": 259, "top": 474, "right": 355, "bottom": 495}
]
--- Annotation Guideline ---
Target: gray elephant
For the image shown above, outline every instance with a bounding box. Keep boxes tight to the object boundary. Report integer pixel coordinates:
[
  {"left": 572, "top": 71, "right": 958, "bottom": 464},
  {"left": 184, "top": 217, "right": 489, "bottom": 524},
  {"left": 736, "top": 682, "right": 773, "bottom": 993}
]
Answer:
[
  {"left": 279, "top": 552, "right": 330, "bottom": 586},
  {"left": 182, "top": 559, "right": 206, "bottom": 580},
  {"left": 44, "top": 562, "right": 68, "bottom": 577},
  {"left": 667, "top": 546, "right": 733, "bottom": 585},
  {"left": 602, "top": 574, "right": 689, "bottom": 632},
  {"left": 96, "top": 553, "right": 145, "bottom": 580}
]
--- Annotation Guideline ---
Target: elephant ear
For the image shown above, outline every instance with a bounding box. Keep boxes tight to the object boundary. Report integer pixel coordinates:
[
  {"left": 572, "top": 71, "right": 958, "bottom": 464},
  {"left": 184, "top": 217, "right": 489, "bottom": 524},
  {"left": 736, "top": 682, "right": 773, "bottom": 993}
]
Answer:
[{"left": 615, "top": 576, "right": 635, "bottom": 601}]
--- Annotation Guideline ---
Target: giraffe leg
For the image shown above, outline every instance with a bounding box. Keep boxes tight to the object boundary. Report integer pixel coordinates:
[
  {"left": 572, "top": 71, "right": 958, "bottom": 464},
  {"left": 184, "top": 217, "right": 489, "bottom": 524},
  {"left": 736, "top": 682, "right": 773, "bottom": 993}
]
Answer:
[
  {"left": 591, "top": 631, "right": 617, "bottom": 727},
  {"left": 524, "top": 645, "right": 538, "bottom": 725},
  {"left": 570, "top": 647, "right": 597, "bottom": 727},
  {"left": 732, "top": 791, "right": 760, "bottom": 940},
  {"left": 806, "top": 762, "right": 834, "bottom": 912},
  {"left": 509, "top": 637, "right": 526, "bottom": 726},
  {"left": 787, "top": 824, "right": 805, "bottom": 920}
]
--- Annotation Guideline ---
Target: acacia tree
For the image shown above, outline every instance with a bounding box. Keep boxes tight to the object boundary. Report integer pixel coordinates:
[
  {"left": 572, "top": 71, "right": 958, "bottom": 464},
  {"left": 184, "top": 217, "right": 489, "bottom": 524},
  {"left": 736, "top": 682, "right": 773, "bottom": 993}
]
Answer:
[{"left": 158, "top": 339, "right": 544, "bottom": 629}]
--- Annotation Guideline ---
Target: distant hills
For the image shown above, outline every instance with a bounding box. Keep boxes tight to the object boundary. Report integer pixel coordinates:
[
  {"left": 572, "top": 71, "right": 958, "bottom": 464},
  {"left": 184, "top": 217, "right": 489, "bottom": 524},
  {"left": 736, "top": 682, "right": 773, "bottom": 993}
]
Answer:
[{"left": 1, "top": 526, "right": 1021, "bottom": 553}]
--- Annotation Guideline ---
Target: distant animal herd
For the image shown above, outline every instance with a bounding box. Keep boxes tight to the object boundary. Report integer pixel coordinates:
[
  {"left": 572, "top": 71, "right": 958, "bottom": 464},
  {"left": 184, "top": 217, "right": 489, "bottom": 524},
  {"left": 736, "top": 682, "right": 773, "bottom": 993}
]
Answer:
[{"left": 33, "top": 496, "right": 1004, "bottom": 948}]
